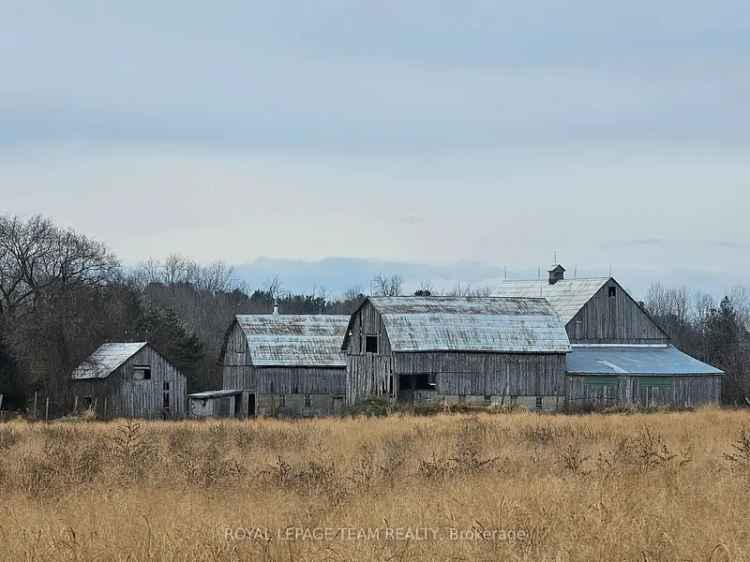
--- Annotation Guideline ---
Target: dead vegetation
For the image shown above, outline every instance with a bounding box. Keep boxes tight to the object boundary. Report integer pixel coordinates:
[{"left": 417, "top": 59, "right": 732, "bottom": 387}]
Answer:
[{"left": 0, "top": 409, "right": 749, "bottom": 561}]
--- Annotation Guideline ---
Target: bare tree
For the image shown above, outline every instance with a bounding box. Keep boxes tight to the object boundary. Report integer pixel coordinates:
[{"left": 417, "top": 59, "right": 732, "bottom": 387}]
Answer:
[
  {"left": 0, "top": 215, "right": 119, "bottom": 317},
  {"left": 132, "top": 256, "right": 236, "bottom": 293},
  {"left": 264, "top": 275, "right": 284, "bottom": 300},
  {"left": 372, "top": 274, "right": 402, "bottom": 297},
  {"left": 446, "top": 281, "right": 493, "bottom": 297}
]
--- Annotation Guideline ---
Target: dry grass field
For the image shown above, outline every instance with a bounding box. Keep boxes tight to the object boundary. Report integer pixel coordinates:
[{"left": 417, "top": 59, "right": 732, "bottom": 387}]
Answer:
[{"left": 1, "top": 409, "right": 749, "bottom": 561}]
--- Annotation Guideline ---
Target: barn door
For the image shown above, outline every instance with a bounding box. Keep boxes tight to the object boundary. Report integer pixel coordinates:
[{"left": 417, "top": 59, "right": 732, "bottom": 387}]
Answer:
[{"left": 162, "top": 381, "right": 171, "bottom": 419}]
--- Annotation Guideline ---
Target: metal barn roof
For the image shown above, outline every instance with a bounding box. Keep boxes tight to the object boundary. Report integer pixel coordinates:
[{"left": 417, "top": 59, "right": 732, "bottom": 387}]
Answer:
[
  {"left": 493, "top": 277, "right": 610, "bottom": 325},
  {"left": 236, "top": 314, "right": 349, "bottom": 367},
  {"left": 72, "top": 342, "right": 148, "bottom": 380},
  {"left": 359, "top": 296, "right": 570, "bottom": 354},
  {"left": 567, "top": 345, "right": 724, "bottom": 376}
]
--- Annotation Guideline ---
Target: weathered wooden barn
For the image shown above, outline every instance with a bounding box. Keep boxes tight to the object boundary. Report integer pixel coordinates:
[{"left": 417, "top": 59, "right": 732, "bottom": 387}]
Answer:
[
  {"left": 342, "top": 296, "right": 571, "bottom": 410},
  {"left": 71, "top": 342, "right": 187, "bottom": 418},
  {"left": 218, "top": 313, "right": 350, "bottom": 417},
  {"left": 494, "top": 265, "right": 724, "bottom": 407}
]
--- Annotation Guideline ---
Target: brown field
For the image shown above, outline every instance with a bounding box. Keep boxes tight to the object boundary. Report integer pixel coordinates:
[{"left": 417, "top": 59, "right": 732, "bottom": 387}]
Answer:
[{"left": 1, "top": 409, "right": 749, "bottom": 562}]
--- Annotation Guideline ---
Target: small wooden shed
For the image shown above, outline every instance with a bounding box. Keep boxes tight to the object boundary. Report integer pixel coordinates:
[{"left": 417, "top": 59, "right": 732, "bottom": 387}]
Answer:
[
  {"left": 342, "top": 296, "right": 571, "bottom": 410},
  {"left": 71, "top": 342, "right": 187, "bottom": 418}
]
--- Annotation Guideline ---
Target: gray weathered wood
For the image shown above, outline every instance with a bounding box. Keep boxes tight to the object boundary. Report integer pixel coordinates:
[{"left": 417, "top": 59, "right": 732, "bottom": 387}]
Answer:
[{"left": 72, "top": 344, "right": 187, "bottom": 419}]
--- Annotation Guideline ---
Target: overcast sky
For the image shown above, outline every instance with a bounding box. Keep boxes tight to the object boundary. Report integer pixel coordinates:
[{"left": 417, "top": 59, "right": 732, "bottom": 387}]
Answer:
[{"left": 2, "top": 1, "right": 749, "bottom": 295}]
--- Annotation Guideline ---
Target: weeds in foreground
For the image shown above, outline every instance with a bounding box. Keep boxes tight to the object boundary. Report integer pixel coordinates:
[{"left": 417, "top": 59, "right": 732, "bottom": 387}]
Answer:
[
  {"left": 724, "top": 429, "right": 750, "bottom": 471},
  {"left": 0, "top": 410, "right": 748, "bottom": 561}
]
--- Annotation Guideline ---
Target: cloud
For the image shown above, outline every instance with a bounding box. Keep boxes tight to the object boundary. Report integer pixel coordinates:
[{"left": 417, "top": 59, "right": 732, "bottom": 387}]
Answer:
[{"left": 602, "top": 239, "right": 750, "bottom": 250}]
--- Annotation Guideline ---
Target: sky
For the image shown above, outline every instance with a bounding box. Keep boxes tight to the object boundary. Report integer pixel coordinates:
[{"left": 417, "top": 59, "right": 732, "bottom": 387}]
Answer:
[{"left": 1, "top": 1, "right": 749, "bottom": 297}]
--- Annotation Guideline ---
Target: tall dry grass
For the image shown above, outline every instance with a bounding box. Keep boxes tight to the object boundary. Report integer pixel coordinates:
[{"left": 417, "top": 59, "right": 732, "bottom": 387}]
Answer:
[{"left": 0, "top": 409, "right": 748, "bottom": 561}]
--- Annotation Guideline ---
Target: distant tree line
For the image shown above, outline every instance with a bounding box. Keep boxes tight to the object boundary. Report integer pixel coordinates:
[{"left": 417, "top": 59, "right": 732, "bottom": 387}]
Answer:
[
  {"left": 644, "top": 283, "right": 750, "bottom": 405},
  {"left": 0, "top": 215, "right": 364, "bottom": 415},
  {"left": 2, "top": 213, "right": 748, "bottom": 413}
]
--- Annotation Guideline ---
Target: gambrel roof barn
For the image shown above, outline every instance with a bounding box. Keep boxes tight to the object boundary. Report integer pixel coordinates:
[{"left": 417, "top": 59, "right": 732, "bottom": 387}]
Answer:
[
  {"left": 343, "top": 296, "right": 570, "bottom": 408},
  {"left": 218, "top": 313, "right": 350, "bottom": 418}
]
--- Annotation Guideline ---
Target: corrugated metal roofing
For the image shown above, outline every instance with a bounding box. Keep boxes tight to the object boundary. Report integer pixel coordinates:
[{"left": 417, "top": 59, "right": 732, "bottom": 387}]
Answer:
[
  {"left": 567, "top": 345, "right": 724, "bottom": 376},
  {"left": 72, "top": 342, "right": 148, "bottom": 380},
  {"left": 236, "top": 315, "right": 349, "bottom": 367},
  {"left": 493, "top": 277, "right": 610, "bottom": 324},
  {"left": 364, "top": 296, "right": 570, "bottom": 354}
]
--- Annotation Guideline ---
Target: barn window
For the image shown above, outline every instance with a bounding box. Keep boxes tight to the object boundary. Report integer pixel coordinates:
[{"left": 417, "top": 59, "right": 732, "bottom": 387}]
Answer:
[
  {"left": 365, "top": 335, "right": 378, "bottom": 353},
  {"left": 608, "top": 286, "right": 617, "bottom": 298},
  {"left": 536, "top": 396, "right": 543, "bottom": 411},
  {"left": 304, "top": 394, "right": 311, "bottom": 407},
  {"left": 163, "top": 391, "right": 170, "bottom": 410},
  {"left": 134, "top": 366, "right": 151, "bottom": 380},
  {"left": 484, "top": 394, "right": 492, "bottom": 402},
  {"left": 163, "top": 382, "right": 170, "bottom": 391},
  {"left": 279, "top": 394, "right": 286, "bottom": 407}
]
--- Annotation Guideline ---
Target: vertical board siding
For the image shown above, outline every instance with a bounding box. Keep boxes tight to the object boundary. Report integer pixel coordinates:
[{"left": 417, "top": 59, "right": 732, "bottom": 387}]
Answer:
[
  {"left": 346, "top": 354, "right": 395, "bottom": 405},
  {"left": 255, "top": 367, "right": 346, "bottom": 395},
  {"left": 398, "top": 352, "right": 566, "bottom": 397},
  {"left": 72, "top": 345, "right": 187, "bottom": 419},
  {"left": 566, "top": 374, "right": 722, "bottom": 408},
  {"left": 220, "top": 319, "right": 346, "bottom": 417},
  {"left": 568, "top": 281, "right": 669, "bottom": 344},
  {"left": 344, "top": 302, "right": 566, "bottom": 406},
  {"left": 221, "top": 321, "right": 255, "bottom": 391}
]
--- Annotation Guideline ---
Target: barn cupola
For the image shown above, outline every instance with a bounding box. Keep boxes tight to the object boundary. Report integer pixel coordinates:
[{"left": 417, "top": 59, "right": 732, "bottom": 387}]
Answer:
[{"left": 548, "top": 264, "right": 565, "bottom": 285}]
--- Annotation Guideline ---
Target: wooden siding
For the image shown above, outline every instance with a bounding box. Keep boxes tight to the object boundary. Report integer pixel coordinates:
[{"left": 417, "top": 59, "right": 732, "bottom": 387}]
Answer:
[
  {"left": 73, "top": 345, "right": 187, "bottom": 418},
  {"left": 255, "top": 367, "right": 346, "bottom": 395},
  {"left": 346, "top": 354, "right": 395, "bottom": 405},
  {"left": 396, "top": 352, "right": 566, "bottom": 396},
  {"left": 189, "top": 396, "right": 235, "bottom": 417},
  {"left": 219, "top": 318, "right": 347, "bottom": 418},
  {"left": 567, "top": 279, "right": 669, "bottom": 344},
  {"left": 221, "top": 320, "right": 255, "bottom": 391},
  {"left": 566, "top": 374, "right": 721, "bottom": 408},
  {"left": 346, "top": 301, "right": 392, "bottom": 355},
  {"left": 344, "top": 302, "right": 567, "bottom": 405}
]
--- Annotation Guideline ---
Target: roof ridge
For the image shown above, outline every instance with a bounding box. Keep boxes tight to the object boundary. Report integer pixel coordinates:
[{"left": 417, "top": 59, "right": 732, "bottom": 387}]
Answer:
[{"left": 501, "top": 276, "right": 610, "bottom": 283}]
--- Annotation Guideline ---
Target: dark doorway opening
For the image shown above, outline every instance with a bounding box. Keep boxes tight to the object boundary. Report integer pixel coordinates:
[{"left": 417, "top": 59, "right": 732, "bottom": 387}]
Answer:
[
  {"left": 234, "top": 394, "right": 243, "bottom": 418},
  {"left": 399, "top": 374, "right": 436, "bottom": 391}
]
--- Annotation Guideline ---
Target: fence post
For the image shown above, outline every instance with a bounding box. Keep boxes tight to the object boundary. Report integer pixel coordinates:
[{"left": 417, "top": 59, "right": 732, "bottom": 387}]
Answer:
[
  {"left": 45, "top": 396, "right": 50, "bottom": 423},
  {"left": 0, "top": 393, "right": 4, "bottom": 421},
  {"left": 103, "top": 397, "right": 108, "bottom": 419},
  {"left": 73, "top": 395, "right": 78, "bottom": 415},
  {"left": 33, "top": 392, "right": 38, "bottom": 419}
]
